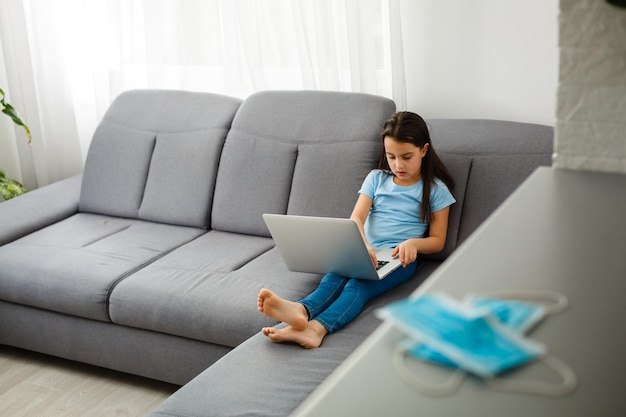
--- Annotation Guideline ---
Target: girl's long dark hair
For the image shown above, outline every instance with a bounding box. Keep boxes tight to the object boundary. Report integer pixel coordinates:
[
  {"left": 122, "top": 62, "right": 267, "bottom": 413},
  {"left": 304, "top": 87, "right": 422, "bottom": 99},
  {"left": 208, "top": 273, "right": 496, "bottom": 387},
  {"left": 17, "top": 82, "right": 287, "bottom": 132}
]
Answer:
[{"left": 378, "top": 111, "right": 455, "bottom": 223}]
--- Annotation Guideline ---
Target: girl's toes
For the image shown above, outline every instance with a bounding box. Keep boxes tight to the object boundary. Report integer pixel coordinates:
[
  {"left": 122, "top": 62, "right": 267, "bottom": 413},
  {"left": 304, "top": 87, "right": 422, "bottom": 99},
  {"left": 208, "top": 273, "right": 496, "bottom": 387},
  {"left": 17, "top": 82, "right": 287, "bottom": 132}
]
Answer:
[{"left": 262, "top": 327, "right": 277, "bottom": 337}]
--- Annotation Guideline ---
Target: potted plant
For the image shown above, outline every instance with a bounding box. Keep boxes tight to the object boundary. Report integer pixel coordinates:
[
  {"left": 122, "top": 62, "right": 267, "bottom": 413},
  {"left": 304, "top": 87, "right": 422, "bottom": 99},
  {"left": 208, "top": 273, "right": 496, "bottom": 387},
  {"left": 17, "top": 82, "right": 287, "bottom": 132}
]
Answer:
[{"left": 0, "top": 87, "right": 29, "bottom": 201}]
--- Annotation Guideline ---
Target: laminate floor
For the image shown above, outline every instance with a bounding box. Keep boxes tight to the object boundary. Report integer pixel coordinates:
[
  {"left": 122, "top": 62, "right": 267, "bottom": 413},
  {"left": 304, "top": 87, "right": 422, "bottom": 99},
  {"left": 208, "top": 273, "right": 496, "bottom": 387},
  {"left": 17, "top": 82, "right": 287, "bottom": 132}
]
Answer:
[{"left": 0, "top": 346, "right": 179, "bottom": 417}]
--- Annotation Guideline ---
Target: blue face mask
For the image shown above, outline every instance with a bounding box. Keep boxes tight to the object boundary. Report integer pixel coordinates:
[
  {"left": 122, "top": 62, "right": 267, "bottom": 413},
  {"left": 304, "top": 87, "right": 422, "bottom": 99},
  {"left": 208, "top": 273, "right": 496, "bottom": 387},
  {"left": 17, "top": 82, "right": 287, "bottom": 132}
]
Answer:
[
  {"left": 377, "top": 292, "right": 577, "bottom": 397},
  {"left": 465, "top": 294, "right": 547, "bottom": 333},
  {"left": 379, "top": 294, "right": 546, "bottom": 378}
]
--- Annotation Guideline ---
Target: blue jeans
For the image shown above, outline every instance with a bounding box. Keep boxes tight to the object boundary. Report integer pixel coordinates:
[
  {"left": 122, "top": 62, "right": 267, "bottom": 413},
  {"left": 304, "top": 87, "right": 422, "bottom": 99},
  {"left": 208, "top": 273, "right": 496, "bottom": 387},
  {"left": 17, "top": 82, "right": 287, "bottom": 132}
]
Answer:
[{"left": 299, "top": 262, "right": 417, "bottom": 334}]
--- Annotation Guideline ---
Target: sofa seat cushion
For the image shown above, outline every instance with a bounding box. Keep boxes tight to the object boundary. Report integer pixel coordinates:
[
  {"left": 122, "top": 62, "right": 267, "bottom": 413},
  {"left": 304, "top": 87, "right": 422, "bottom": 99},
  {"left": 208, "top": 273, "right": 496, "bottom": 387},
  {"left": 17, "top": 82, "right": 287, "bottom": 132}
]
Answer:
[
  {"left": 148, "top": 261, "right": 442, "bottom": 417},
  {"left": 0, "top": 213, "right": 205, "bottom": 321},
  {"left": 109, "top": 232, "right": 324, "bottom": 347}
]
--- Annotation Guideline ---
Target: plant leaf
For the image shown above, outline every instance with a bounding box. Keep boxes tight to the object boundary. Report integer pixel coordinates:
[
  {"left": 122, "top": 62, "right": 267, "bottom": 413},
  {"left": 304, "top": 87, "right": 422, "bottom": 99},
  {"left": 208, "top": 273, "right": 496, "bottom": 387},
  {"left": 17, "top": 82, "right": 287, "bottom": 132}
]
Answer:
[
  {"left": 0, "top": 88, "right": 32, "bottom": 144},
  {"left": 0, "top": 173, "right": 27, "bottom": 199}
]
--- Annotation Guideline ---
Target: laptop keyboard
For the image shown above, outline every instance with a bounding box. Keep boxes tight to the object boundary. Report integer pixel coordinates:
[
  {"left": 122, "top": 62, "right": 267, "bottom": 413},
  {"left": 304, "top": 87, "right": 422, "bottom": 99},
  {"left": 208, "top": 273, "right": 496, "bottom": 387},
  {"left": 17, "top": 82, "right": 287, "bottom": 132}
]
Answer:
[{"left": 376, "top": 260, "right": 389, "bottom": 270}]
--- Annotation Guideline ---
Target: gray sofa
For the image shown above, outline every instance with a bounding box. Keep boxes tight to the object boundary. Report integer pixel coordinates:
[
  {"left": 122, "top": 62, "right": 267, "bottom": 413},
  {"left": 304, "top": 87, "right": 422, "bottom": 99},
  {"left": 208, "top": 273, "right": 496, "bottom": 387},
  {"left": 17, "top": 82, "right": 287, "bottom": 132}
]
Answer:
[{"left": 0, "top": 89, "right": 553, "bottom": 417}]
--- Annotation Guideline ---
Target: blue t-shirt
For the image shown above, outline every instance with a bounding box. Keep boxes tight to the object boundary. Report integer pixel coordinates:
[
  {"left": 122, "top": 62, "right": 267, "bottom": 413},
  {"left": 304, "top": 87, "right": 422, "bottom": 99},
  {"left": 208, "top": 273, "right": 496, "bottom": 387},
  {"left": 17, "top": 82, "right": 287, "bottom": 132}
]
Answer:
[{"left": 358, "top": 170, "right": 456, "bottom": 248}]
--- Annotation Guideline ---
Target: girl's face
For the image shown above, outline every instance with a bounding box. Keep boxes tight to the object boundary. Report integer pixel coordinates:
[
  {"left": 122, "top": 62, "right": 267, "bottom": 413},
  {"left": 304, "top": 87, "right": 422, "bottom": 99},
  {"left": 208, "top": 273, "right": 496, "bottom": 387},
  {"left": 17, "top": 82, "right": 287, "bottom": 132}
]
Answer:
[{"left": 384, "top": 136, "right": 428, "bottom": 186}]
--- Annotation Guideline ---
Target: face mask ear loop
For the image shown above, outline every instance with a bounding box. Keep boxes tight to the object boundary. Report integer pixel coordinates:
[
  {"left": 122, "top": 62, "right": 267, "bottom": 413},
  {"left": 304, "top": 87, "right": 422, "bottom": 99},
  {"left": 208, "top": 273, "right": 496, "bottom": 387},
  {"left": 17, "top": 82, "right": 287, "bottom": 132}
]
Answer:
[
  {"left": 485, "top": 291, "right": 569, "bottom": 315},
  {"left": 484, "top": 353, "right": 578, "bottom": 396},
  {"left": 392, "top": 340, "right": 466, "bottom": 397}
]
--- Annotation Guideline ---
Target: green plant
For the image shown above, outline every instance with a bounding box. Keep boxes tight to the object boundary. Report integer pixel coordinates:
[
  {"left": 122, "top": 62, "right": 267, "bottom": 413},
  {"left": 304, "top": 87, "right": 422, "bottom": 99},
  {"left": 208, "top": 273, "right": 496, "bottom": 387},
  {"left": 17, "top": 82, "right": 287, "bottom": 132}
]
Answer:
[
  {"left": 0, "top": 168, "right": 27, "bottom": 200},
  {"left": 0, "top": 87, "right": 30, "bottom": 200},
  {"left": 1, "top": 88, "right": 31, "bottom": 144}
]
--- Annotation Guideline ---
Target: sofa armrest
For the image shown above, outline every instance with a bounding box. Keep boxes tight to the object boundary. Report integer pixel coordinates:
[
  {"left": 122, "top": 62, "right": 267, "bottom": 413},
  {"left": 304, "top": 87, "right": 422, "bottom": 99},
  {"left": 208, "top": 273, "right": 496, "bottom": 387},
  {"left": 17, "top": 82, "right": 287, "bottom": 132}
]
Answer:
[{"left": 0, "top": 174, "right": 82, "bottom": 245}]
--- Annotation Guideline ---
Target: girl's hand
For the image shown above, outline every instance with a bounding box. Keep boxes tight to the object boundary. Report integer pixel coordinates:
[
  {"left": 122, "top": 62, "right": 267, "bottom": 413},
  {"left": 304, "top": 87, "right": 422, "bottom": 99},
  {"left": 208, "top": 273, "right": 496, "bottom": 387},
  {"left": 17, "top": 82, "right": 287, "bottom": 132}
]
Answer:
[{"left": 392, "top": 239, "right": 419, "bottom": 267}]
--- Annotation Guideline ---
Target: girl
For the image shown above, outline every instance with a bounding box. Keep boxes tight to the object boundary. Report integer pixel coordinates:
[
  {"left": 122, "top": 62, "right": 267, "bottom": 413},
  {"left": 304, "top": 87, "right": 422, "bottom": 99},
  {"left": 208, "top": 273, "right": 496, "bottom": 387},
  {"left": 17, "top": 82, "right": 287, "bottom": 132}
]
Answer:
[{"left": 257, "top": 111, "right": 456, "bottom": 349}]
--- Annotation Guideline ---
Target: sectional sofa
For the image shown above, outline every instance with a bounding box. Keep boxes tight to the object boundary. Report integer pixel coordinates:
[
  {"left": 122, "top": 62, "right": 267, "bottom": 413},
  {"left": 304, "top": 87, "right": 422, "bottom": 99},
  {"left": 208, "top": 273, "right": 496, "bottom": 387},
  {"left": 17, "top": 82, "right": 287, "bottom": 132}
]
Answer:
[{"left": 0, "top": 89, "right": 553, "bottom": 417}]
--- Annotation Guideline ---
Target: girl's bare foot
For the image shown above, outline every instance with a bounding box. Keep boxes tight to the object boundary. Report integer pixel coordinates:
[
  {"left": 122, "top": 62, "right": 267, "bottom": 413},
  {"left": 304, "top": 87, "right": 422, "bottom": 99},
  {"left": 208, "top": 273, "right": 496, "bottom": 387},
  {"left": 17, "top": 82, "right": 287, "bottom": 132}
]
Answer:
[
  {"left": 257, "top": 288, "right": 309, "bottom": 330},
  {"left": 261, "top": 320, "right": 328, "bottom": 349}
]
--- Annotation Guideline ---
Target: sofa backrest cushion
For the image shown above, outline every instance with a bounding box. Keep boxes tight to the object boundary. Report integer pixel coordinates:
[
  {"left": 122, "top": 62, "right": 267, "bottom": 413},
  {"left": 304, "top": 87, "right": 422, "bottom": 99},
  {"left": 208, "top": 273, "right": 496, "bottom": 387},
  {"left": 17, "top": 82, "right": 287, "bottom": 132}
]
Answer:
[
  {"left": 425, "top": 119, "right": 553, "bottom": 252},
  {"left": 211, "top": 91, "right": 396, "bottom": 236},
  {"left": 79, "top": 90, "right": 241, "bottom": 228},
  {"left": 424, "top": 151, "right": 473, "bottom": 261}
]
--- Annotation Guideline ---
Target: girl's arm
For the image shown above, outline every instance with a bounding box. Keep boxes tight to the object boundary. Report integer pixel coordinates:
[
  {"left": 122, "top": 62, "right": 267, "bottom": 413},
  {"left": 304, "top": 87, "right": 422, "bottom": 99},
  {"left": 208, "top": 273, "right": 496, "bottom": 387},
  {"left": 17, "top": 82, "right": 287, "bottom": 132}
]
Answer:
[
  {"left": 392, "top": 206, "right": 451, "bottom": 266},
  {"left": 349, "top": 193, "right": 377, "bottom": 266}
]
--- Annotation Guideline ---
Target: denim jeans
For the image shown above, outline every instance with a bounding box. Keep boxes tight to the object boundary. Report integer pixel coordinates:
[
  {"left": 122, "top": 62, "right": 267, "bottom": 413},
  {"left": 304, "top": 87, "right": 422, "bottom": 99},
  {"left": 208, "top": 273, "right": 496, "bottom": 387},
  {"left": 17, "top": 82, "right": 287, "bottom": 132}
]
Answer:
[{"left": 299, "top": 262, "right": 417, "bottom": 334}]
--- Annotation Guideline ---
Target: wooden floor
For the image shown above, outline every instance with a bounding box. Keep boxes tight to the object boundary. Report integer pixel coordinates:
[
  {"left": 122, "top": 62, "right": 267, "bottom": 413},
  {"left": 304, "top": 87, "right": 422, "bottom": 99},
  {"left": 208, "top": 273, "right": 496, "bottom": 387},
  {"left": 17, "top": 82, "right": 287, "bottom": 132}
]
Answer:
[{"left": 0, "top": 346, "right": 179, "bottom": 417}]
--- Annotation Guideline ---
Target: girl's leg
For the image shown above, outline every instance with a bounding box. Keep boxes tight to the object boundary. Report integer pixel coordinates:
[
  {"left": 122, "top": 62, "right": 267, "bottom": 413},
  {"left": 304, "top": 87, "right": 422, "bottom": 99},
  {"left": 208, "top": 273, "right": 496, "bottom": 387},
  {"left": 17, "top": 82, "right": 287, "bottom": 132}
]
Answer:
[
  {"left": 313, "top": 262, "right": 417, "bottom": 334},
  {"left": 257, "top": 273, "right": 348, "bottom": 331},
  {"left": 259, "top": 264, "right": 416, "bottom": 348},
  {"left": 298, "top": 273, "right": 349, "bottom": 319},
  {"left": 259, "top": 273, "right": 347, "bottom": 349},
  {"left": 262, "top": 319, "right": 328, "bottom": 349},
  {"left": 257, "top": 289, "right": 309, "bottom": 330}
]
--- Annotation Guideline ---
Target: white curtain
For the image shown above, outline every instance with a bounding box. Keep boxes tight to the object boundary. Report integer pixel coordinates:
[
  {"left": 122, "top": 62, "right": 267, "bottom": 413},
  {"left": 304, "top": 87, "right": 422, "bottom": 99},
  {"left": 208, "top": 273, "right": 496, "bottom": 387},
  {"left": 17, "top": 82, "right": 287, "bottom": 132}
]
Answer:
[{"left": 0, "top": 0, "right": 405, "bottom": 189}]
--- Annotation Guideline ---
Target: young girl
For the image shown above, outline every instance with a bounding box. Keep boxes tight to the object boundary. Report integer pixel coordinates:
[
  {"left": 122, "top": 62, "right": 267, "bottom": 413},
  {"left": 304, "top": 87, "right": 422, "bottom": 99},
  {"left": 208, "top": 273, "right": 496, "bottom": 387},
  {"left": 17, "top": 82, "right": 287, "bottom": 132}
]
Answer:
[{"left": 257, "top": 111, "right": 456, "bottom": 349}]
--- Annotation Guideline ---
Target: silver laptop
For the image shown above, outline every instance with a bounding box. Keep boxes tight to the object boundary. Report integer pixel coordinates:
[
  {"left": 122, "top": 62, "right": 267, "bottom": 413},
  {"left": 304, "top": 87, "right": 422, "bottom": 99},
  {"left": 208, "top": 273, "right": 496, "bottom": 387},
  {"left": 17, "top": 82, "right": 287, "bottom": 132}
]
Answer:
[{"left": 262, "top": 214, "right": 403, "bottom": 280}]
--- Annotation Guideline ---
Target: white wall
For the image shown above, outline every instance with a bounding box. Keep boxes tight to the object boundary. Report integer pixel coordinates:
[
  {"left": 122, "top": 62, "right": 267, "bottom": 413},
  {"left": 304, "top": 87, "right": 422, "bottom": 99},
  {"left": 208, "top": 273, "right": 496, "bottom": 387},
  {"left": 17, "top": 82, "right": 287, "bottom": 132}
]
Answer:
[{"left": 399, "top": 0, "right": 559, "bottom": 126}]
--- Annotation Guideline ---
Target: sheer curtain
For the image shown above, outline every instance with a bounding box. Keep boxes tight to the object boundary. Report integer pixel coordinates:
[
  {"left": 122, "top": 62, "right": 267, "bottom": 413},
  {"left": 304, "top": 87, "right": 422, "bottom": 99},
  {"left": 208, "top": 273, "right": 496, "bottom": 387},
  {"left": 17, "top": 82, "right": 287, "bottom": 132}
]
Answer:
[{"left": 0, "top": 0, "right": 405, "bottom": 189}]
